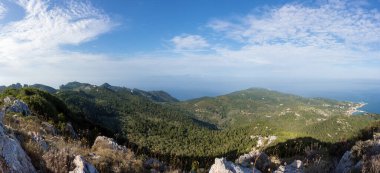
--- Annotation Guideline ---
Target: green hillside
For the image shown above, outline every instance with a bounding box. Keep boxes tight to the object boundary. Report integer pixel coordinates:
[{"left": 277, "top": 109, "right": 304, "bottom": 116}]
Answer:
[
  {"left": 0, "top": 83, "right": 377, "bottom": 169},
  {"left": 179, "top": 88, "right": 372, "bottom": 142},
  {"left": 52, "top": 83, "right": 279, "bottom": 168},
  {"left": 180, "top": 88, "right": 355, "bottom": 127}
]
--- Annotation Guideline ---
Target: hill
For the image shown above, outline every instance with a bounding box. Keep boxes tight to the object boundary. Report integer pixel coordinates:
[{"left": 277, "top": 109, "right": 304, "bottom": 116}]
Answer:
[
  {"left": 29, "top": 84, "right": 57, "bottom": 93},
  {"left": 180, "top": 88, "right": 356, "bottom": 127},
  {"left": 179, "top": 88, "right": 373, "bottom": 143}
]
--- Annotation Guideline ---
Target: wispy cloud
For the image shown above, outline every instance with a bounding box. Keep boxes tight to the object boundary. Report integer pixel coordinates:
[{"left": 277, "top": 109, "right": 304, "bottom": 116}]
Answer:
[
  {"left": 171, "top": 34, "right": 209, "bottom": 50},
  {"left": 0, "top": 0, "right": 113, "bottom": 67},
  {"left": 0, "top": 2, "right": 6, "bottom": 19},
  {"left": 208, "top": 0, "right": 380, "bottom": 50}
]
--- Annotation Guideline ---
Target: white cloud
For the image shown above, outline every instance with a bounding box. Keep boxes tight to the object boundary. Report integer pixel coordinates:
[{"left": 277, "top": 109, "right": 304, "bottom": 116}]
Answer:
[
  {"left": 194, "top": 0, "right": 380, "bottom": 82},
  {"left": 0, "top": 0, "right": 113, "bottom": 67},
  {"left": 171, "top": 34, "right": 209, "bottom": 50},
  {"left": 208, "top": 0, "right": 380, "bottom": 50}
]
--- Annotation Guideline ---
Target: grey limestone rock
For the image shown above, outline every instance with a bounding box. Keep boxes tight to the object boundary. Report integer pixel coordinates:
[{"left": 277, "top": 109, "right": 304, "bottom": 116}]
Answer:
[
  {"left": 0, "top": 111, "right": 36, "bottom": 173},
  {"left": 209, "top": 158, "right": 261, "bottom": 173},
  {"left": 69, "top": 155, "right": 98, "bottom": 173}
]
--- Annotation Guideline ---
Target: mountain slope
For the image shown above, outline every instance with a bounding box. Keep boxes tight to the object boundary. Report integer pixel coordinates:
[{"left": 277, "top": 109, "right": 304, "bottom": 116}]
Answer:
[
  {"left": 179, "top": 88, "right": 372, "bottom": 142},
  {"left": 180, "top": 88, "right": 356, "bottom": 126}
]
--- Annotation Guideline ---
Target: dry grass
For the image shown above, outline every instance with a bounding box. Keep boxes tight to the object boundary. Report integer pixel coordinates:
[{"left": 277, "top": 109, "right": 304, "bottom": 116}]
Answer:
[
  {"left": 42, "top": 148, "right": 75, "bottom": 173},
  {"left": 91, "top": 147, "right": 144, "bottom": 173},
  {"left": 3, "top": 113, "right": 146, "bottom": 173},
  {"left": 363, "top": 154, "right": 380, "bottom": 173}
]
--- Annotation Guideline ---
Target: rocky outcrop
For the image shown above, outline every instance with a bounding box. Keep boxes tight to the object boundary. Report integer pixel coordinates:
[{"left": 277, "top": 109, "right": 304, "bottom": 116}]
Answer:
[
  {"left": 274, "top": 160, "right": 303, "bottom": 173},
  {"left": 92, "top": 136, "right": 126, "bottom": 151},
  {"left": 236, "top": 149, "right": 270, "bottom": 171},
  {"left": 69, "top": 155, "right": 98, "bottom": 173},
  {"left": 209, "top": 158, "right": 261, "bottom": 173},
  {"left": 41, "top": 122, "right": 57, "bottom": 136},
  {"left": 4, "top": 98, "right": 31, "bottom": 116},
  {"left": 0, "top": 111, "right": 37, "bottom": 173},
  {"left": 65, "top": 122, "right": 78, "bottom": 138},
  {"left": 28, "top": 131, "right": 49, "bottom": 151},
  {"left": 338, "top": 134, "right": 380, "bottom": 173},
  {"left": 144, "top": 158, "right": 165, "bottom": 172},
  {"left": 335, "top": 151, "right": 354, "bottom": 173}
]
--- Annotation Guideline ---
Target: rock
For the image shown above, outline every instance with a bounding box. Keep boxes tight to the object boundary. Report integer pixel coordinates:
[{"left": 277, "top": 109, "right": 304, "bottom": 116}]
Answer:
[
  {"left": 274, "top": 160, "right": 303, "bottom": 173},
  {"left": 6, "top": 99, "right": 31, "bottom": 116},
  {"left": 12, "top": 114, "right": 20, "bottom": 122},
  {"left": 236, "top": 149, "right": 270, "bottom": 171},
  {"left": 373, "top": 133, "right": 380, "bottom": 144},
  {"left": 69, "top": 155, "right": 98, "bottom": 173},
  {"left": 252, "top": 135, "right": 277, "bottom": 148},
  {"left": 209, "top": 158, "right": 261, "bottom": 173},
  {"left": 3, "top": 97, "right": 13, "bottom": 105},
  {"left": 28, "top": 131, "right": 49, "bottom": 151},
  {"left": 144, "top": 158, "right": 165, "bottom": 171},
  {"left": 65, "top": 122, "right": 78, "bottom": 138},
  {"left": 41, "top": 122, "right": 57, "bottom": 136},
  {"left": 0, "top": 111, "right": 37, "bottom": 173},
  {"left": 92, "top": 136, "right": 126, "bottom": 151},
  {"left": 335, "top": 151, "right": 354, "bottom": 173},
  {"left": 88, "top": 152, "right": 100, "bottom": 160},
  {"left": 274, "top": 165, "right": 286, "bottom": 173},
  {"left": 352, "top": 160, "right": 362, "bottom": 172}
]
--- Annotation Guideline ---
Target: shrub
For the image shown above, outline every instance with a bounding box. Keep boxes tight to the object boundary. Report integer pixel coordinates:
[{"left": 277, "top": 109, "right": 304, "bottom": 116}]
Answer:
[
  {"left": 42, "top": 148, "right": 75, "bottom": 173},
  {"left": 363, "top": 154, "right": 380, "bottom": 173}
]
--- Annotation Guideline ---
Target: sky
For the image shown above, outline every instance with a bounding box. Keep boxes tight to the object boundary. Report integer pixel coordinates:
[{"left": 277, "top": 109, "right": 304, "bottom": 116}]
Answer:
[{"left": 0, "top": 0, "right": 380, "bottom": 99}]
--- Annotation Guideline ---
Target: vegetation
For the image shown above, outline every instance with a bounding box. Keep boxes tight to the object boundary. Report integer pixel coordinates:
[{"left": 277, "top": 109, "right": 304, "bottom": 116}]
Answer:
[{"left": 1, "top": 82, "right": 379, "bottom": 170}]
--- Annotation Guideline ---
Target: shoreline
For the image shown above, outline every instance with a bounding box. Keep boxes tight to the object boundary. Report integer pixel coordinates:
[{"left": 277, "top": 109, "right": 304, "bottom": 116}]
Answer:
[{"left": 347, "top": 102, "right": 367, "bottom": 115}]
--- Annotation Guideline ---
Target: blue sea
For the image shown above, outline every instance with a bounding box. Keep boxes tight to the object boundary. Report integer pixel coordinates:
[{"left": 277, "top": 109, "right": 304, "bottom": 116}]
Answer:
[
  {"left": 300, "top": 90, "right": 380, "bottom": 114},
  {"left": 269, "top": 80, "right": 380, "bottom": 115}
]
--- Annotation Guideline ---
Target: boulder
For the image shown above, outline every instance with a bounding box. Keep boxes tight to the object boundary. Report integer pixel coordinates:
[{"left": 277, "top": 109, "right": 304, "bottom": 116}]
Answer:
[
  {"left": 335, "top": 151, "right": 354, "bottom": 173},
  {"left": 209, "top": 158, "right": 261, "bottom": 173},
  {"left": 144, "top": 158, "right": 165, "bottom": 172},
  {"left": 92, "top": 136, "right": 126, "bottom": 151},
  {"left": 65, "top": 122, "right": 78, "bottom": 138},
  {"left": 236, "top": 150, "right": 270, "bottom": 171},
  {"left": 41, "top": 122, "right": 57, "bottom": 136},
  {"left": 28, "top": 131, "right": 49, "bottom": 151},
  {"left": 0, "top": 112, "right": 37, "bottom": 173},
  {"left": 3, "top": 97, "right": 13, "bottom": 105},
  {"left": 274, "top": 160, "right": 303, "bottom": 173},
  {"left": 352, "top": 160, "right": 362, "bottom": 172},
  {"left": 69, "top": 155, "right": 98, "bottom": 173},
  {"left": 6, "top": 99, "right": 31, "bottom": 116}
]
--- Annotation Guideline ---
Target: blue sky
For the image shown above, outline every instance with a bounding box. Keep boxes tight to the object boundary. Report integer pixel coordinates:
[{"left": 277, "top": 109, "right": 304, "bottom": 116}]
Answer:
[{"left": 1, "top": 0, "right": 380, "bottom": 99}]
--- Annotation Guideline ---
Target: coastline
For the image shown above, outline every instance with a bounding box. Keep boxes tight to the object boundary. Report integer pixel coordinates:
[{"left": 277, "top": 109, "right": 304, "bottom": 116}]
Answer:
[{"left": 347, "top": 102, "right": 367, "bottom": 115}]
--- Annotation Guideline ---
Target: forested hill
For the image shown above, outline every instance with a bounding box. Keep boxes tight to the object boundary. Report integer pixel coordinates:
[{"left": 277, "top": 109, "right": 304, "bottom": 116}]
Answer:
[
  {"left": 59, "top": 81, "right": 178, "bottom": 103},
  {"left": 179, "top": 88, "right": 357, "bottom": 128},
  {"left": 0, "top": 82, "right": 378, "bottom": 170}
]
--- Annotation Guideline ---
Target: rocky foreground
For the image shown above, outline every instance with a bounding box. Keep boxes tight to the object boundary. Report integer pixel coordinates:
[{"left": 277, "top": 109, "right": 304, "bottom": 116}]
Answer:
[
  {"left": 208, "top": 133, "right": 380, "bottom": 173},
  {"left": 0, "top": 97, "right": 145, "bottom": 173}
]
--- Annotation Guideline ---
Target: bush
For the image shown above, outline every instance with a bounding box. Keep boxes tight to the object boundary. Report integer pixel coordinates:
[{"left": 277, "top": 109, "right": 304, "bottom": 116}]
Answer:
[
  {"left": 42, "top": 148, "right": 75, "bottom": 173},
  {"left": 363, "top": 154, "right": 380, "bottom": 173}
]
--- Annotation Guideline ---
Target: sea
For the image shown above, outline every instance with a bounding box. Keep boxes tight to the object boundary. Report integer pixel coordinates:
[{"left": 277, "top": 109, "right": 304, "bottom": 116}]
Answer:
[{"left": 299, "top": 90, "right": 380, "bottom": 115}]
